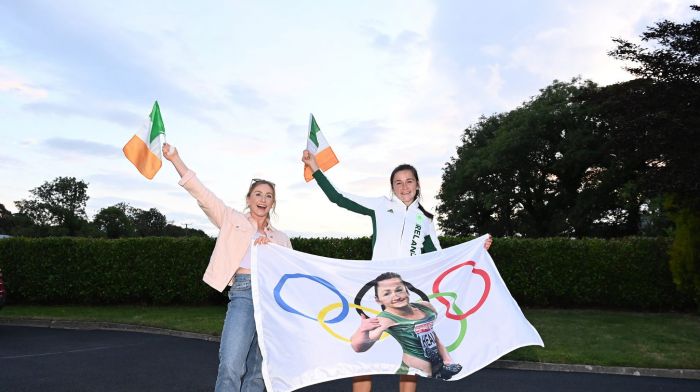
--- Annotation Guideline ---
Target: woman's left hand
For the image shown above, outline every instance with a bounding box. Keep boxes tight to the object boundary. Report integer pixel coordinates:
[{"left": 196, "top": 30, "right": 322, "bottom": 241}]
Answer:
[
  {"left": 484, "top": 235, "right": 493, "bottom": 250},
  {"left": 254, "top": 236, "right": 271, "bottom": 245}
]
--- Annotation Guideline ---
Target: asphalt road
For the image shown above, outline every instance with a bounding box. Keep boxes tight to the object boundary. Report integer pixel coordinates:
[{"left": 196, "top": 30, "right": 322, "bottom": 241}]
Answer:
[{"left": 1, "top": 325, "right": 699, "bottom": 391}]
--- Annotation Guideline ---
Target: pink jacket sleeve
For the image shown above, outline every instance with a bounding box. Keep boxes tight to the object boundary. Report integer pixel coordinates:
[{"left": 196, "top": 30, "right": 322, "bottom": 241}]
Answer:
[{"left": 178, "top": 170, "right": 229, "bottom": 229}]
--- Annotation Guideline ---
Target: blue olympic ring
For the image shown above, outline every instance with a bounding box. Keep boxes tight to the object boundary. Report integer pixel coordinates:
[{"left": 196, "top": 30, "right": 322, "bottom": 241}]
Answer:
[{"left": 273, "top": 273, "right": 349, "bottom": 324}]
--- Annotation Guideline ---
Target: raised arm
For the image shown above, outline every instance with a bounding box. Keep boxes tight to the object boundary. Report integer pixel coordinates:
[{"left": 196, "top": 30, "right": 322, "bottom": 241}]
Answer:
[
  {"left": 163, "top": 143, "right": 189, "bottom": 178},
  {"left": 302, "top": 149, "right": 321, "bottom": 173},
  {"left": 301, "top": 150, "right": 380, "bottom": 216},
  {"left": 350, "top": 315, "right": 390, "bottom": 352},
  {"left": 163, "top": 143, "right": 228, "bottom": 228}
]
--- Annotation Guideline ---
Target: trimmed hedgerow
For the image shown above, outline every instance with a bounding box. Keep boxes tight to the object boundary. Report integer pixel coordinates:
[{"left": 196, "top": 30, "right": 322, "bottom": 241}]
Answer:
[
  {"left": 0, "top": 236, "right": 692, "bottom": 310},
  {"left": 441, "top": 236, "right": 692, "bottom": 310},
  {"left": 0, "top": 237, "right": 220, "bottom": 305}
]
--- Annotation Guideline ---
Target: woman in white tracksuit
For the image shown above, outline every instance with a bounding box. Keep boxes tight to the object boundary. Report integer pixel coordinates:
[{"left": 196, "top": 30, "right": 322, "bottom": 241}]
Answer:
[{"left": 302, "top": 150, "right": 491, "bottom": 392}]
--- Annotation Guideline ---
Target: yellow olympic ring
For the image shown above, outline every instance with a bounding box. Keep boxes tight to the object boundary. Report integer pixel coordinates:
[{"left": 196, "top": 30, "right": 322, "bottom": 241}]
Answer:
[{"left": 317, "top": 302, "right": 390, "bottom": 343}]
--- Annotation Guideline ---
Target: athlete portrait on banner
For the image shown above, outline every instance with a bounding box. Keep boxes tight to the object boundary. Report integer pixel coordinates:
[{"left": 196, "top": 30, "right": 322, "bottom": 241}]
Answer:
[{"left": 351, "top": 272, "right": 463, "bottom": 380}]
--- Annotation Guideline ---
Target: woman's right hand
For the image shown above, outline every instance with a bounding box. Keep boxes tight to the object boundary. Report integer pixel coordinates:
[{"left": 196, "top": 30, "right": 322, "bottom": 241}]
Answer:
[
  {"left": 162, "top": 143, "right": 179, "bottom": 162},
  {"left": 301, "top": 149, "right": 320, "bottom": 172},
  {"left": 162, "top": 143, "right": 189, "bottom": 178},
  {"left": 351, "top": 314, "right": 382, "bottom": 352},
  {"left": 357, "top": 314, "right": 381, "bottom": 333}
]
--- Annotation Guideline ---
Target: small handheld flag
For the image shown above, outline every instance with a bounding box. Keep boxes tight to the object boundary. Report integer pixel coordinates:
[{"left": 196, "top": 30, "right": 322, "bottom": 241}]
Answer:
[
  {"left": 304, "top": 113, "right": 339, "bottom": 182},
  {"left": 123, "top": 101, "right": 166, "bottom": 180}
]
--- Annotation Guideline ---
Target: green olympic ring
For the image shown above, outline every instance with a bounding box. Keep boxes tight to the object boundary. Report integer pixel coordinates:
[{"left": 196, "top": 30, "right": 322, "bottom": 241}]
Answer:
[{"left": 428, "top": 291, "right": 467, "bottom": 351}]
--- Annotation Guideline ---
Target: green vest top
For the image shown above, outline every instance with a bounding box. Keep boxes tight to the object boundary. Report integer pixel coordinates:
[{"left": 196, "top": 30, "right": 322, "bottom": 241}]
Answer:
[{"left": 379, "top": 303, "right": 441, "bottom": 365}]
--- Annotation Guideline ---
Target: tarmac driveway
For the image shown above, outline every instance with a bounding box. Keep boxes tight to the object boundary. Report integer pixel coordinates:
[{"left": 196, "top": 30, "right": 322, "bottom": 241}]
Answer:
[{"left": 1, "top": 325, "right": 699, "bottom": 392}]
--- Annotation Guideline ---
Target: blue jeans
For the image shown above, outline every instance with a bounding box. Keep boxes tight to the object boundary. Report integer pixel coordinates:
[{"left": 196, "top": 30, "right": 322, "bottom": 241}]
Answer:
[{"left": 215, "top": 274, "right": 264, "bottom": 392}]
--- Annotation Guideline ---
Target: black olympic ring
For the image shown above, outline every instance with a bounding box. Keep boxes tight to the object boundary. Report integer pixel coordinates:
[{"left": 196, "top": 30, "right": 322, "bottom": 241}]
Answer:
[{"left": 353, "top": 279, "right": 429, "bottom": 318}]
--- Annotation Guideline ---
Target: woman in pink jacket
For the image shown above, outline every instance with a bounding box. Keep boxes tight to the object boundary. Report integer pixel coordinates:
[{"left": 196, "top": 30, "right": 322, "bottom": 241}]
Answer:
[{"left": 163, "top": 143, "right": 292, "bottom": 392}]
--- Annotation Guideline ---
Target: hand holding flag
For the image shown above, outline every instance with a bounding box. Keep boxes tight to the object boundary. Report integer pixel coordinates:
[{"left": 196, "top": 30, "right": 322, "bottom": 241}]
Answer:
[
  {"left": 123, "top": 101, "right": 166, "bottom": 180},
  {"left": 162, "top": 143, "right": 178, "bottom": 161},
  {"left": 303, "top": 113, "right": 339, "bottom": 182}
]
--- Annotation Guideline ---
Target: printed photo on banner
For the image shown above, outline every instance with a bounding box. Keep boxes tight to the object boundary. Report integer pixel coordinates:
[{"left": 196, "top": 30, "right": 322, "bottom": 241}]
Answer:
[{"left": 251, "top": 235, "right": 543, "bottom": 392}]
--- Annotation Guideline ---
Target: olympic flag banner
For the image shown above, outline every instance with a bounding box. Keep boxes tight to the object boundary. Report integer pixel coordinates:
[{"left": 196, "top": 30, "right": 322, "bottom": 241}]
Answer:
[{"left": 251, "top": 235, "right": 543, "bottom": 392}]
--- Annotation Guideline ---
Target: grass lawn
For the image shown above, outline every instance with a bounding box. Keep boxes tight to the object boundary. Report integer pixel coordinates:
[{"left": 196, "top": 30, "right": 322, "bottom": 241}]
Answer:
[
  {"left": 1, "top": 306, "right": 698, "bottom": 369},
  {"left": 504, "top": 309, "right": 700, "bottom": 369},
  {"left": 0, "top": 305, "right": 225, "bottom": 336}
]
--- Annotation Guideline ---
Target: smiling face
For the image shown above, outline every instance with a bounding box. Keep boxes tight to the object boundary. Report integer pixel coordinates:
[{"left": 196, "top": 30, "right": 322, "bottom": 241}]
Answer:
[
  {"left": 391, "top": 169, "right": 419, "bottom": 206},
  {"left": 246, "top": 183, "right": 275, "bottom": 219},
  {"left": 375, "top": 277, "right": 410, "bottom": 310}
]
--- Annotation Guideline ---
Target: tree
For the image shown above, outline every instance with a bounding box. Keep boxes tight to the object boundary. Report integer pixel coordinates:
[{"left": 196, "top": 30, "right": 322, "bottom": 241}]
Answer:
[
  {"left": 439, "top": 6, "right": 698, "bottom": 241},
  {"left": 0, "top": 204, "right": 11, "bottom": 234},
  {"left": 91, "top": 202, "right": 202, "bottom": 238},
  {"left": 606, "top": 5, "right": 700, "bottom": 203},
  {"left": 610, "top": 5, "right": 700, "bottom": 83},
  {"left": 93, "top": 205, "right": 135, "bottom": 238},
  {"left": 163, "top": 223, "right": 208, "bottom": 237},
  {"left": 14, "top": 177, "right": 89, "bottom": 236},
  {"left": 131, "top": 207, "right": 167, "bottom": 237},
  {"left": 608, "top": 5, "right": 700, "bottom": 307},
  {"left": 437, "top": 79, "right": 645, "bottom": 237},
  {"left": 0, "top": 203, "right": 46, "bottom": 237}
]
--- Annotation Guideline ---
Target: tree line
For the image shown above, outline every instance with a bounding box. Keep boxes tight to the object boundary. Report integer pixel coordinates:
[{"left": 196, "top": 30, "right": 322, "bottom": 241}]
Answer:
[
  {"left": 0, "top": 177, "right": 207, "bottom": 238},
  {"left": 435, "top": 6, "right": 699, "bottom": 305},
  {"left": 437, "top": 6, "right": 699, "bottom": 239}
]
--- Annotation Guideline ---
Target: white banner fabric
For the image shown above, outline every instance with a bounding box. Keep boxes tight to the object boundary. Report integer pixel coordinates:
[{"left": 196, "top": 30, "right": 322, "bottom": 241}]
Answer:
[{"left": 251, "top": 235, "right": 543, "bottom": 392}]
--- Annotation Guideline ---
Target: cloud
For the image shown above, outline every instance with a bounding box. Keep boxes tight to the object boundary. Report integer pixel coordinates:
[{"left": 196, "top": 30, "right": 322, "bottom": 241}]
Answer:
[
  {"left": 228, "top": 83, "right": 268, "bottom": 109},
  {"left": 0, "top": 77, "right": 48, "bottom": 99},
  {"left": 41, "top": 138, "right": 121, "bottom": 157},
  {"left": 346, "top": 176, "right": 390, "bottom": 196},
  {"left": 340, "top": 119, "right": 390, "bottom": 146},
  {"left": 23, "top": 102, "right": 142, "bottom": 127},
  {"left": 367, "top": 28, "right": 424, "bottom": 54},
  {"left": 285, "top": 121, "right": 306, "bottom": 141},
  {"left": 87, "top": 172, "right": 176, "bottom": 193},
  {"left": 0, "top": 154, "right": 24, "bottom": 168},
  {"left": 0, "top": 2, "right": 202, "bottom": 120}
]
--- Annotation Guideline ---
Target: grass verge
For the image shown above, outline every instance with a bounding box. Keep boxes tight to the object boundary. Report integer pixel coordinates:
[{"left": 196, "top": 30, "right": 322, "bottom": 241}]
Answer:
[{"left": 1, "top": 306, "right": 698, "bottom": 369}]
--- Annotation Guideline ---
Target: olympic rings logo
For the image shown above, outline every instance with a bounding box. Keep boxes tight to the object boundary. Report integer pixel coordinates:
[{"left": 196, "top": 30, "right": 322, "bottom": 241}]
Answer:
[{"left": 272, "top": 260, "right": 491, "bottom": 350}]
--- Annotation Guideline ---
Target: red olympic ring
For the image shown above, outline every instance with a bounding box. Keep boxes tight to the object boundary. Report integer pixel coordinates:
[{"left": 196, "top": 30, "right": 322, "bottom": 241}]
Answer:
[{"left": 432, "top": 260, "right": 490, "bottom": 320}]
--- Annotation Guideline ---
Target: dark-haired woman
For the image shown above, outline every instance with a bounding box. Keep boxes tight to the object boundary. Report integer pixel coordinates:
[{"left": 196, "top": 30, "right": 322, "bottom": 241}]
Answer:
[
  {"left": 165, "top": 143, "right": 292, "bottom": 392},
  {"left": 302, "top": 150, "right": 492, "bottom": 392},
  {"left": 351, "top": 272, "right": 462, "bottom": 380}
]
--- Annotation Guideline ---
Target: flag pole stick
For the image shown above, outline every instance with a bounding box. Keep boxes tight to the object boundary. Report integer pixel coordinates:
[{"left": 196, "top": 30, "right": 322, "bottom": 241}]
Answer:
[{"left": 307, "top": 113, "right": 313, "bottom": 146}]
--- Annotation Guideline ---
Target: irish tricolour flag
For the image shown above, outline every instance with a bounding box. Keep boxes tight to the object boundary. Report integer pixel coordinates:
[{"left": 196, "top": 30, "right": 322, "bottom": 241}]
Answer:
[
  {"left": 123, "top": 101, "right": 166, "bottom": 180},
  {"left": 304, "top": 113, "right": 339, "bottom": 182}
]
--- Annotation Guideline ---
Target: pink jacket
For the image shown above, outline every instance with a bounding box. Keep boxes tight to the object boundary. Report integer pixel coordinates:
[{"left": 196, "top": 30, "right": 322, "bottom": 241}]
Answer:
[{"left": 179, "top": 170, "right": 292, "bottom": 292}]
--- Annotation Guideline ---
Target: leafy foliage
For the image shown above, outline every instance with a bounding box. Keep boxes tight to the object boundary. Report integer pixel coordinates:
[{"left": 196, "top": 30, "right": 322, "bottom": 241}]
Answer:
[
  {"left": 0, "top": 237, "right": 692, "bottom": 310},
  {"left": 93, "top": 205, "right": 135, "bottom": 239},
  {"left": 131, "top": 207, "right": 167, "bottom": 237},
  {"left": 438, "top": 7, "right": 699, "bottom": 240},
  {"left": 606, "top": 5, "right": 700, "bottom": 308},
  {"left": 609, "top": 5, "right": 700, "bottom": 83},
  {"left": 4, "top": 190, "right": 203, "bottom": 239},
  {"left": 437, "top": 79, "right": 646, "bottom": 237},
  {"left": 666, "top": 196, "right": 700, "bottom": 309},
  {"left": 14, "top": 177, "right": 89, "bottom": 236}
]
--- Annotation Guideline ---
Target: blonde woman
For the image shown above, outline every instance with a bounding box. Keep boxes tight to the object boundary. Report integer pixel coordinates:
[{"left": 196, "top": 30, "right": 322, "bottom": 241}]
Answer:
[{"left": 165, "top": 143, "right": 291, "bottom": 392}]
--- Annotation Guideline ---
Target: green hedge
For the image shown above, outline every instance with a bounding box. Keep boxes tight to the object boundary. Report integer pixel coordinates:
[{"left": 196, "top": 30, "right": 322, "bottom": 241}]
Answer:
[
  {"left": 442, "top": 236, "right": 692, "bottom": 310},
  {"left": 0, "top": 237, "right": 219, "bottom": 305},
  {"left": 0, "top": 236, "right": 693, "bottom": 310}
]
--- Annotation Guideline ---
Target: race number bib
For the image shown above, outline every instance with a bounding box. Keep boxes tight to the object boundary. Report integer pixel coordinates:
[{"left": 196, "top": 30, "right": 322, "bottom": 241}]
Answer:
[{"left": 414, "top": 321, "right": 439, "bottom": 363}]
